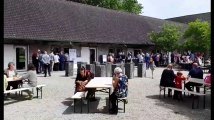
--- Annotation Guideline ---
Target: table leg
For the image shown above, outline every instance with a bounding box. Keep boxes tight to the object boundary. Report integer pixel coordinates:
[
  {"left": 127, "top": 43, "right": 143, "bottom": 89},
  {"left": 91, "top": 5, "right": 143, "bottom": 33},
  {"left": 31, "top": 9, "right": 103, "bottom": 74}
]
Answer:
[
  {"left": 203, "top": 86, "right": 206, "bottom": 109},
  {"left": 184, "top": 81, "right": 186, "bottom": 96},
  {"left": 109, "top": 88, "right": 110, "bottom": 113},
  {"left": 88, "top": 99, "right": 89, "bottom": 113}
]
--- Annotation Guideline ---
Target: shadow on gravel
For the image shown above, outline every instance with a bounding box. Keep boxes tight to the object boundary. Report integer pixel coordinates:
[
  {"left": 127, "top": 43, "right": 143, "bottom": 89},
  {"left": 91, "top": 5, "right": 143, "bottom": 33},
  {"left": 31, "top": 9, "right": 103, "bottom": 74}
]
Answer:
[
  {"left": 62, "top": 97, "right": 101, "bottom": 114},
  {"left": 146, "top": 93, "right": 211, "bottom": 120},
  {"left": 4, "top": 94, "right": 33, "bottom": 105}
]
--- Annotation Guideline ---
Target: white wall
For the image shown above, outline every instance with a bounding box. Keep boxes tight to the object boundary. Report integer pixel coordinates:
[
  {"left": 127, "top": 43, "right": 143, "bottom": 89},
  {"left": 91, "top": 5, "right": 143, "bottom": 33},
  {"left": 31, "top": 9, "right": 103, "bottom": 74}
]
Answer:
[
  {"left": 4, "top": 44, "right": 16, "bottom": 69},
  {"left": 73, "top": 47, "right": 90, "bottom": 68}
]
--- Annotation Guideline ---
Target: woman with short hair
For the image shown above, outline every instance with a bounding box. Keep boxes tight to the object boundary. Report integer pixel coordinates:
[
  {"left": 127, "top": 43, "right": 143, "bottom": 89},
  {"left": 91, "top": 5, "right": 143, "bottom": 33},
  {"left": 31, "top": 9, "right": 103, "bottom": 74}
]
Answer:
[
  {"left": 160, "top": 64, "right": 176, "bottom": 97},
  {"left": 20, "top": 63, "right": 38, "bottom": 99},
  {"left": 4, "top": 62, "right": 21, "bottom": 90}
]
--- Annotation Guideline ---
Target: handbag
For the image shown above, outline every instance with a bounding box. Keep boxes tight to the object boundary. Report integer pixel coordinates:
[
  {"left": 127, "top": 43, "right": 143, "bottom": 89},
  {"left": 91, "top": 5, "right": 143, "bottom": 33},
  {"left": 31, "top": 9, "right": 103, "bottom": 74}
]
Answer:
[{"left": 76, "top": 84, "right": 86, "bottom": 92}]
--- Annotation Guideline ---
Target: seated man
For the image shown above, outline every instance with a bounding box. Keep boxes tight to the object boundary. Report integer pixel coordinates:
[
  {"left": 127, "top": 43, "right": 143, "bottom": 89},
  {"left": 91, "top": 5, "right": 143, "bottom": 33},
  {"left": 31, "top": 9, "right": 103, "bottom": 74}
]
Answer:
[
  {"left": 75, "top": 66, "right": 95, "bottom": 103},
  {"left": 109, "top": 67, "right": 128, "bottom": 114},
  {"left": 185, "top": 63, "right": 203, "bottom": 93}
]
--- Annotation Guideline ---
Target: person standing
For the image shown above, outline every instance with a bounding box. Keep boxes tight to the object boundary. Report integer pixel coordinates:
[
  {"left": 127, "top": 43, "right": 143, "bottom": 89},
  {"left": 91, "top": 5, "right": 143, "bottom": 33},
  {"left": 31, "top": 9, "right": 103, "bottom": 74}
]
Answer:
[
  {"left": 32, "top": 51, "right": 39, "bottom": 74},
  {"left": 49, "top": 51, "right": 55, "bottom": 72},
  {"left": 38, "top": 50, "right": 44, "bottom": 73},
  {"left": 145, "top": 53, "right": 150, "bottom": 69},
  {"left": 149, "top": 58, "right": 156, "bottom": 79},
  {"left": 53, "top": 53, "right": 60, "bottom": 71},
  {"left": 59, "top": 51, "right": 65, "bottom": 71},
  {"left": 42, "top": 51, "right": 51, "bottom": 77}
]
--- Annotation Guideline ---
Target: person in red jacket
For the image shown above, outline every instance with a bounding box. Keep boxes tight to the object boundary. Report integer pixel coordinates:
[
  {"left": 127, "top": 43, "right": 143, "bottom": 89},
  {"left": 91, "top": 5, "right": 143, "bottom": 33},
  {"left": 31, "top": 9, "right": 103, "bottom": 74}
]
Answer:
[{"left": 173, "top": 71, "right": 186, "bottom": 100}]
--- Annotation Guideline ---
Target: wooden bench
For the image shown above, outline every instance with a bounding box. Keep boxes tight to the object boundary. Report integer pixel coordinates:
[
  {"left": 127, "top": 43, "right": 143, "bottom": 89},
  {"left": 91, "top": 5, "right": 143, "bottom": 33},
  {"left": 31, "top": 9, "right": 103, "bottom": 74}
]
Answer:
[
  {"left": 35, "top": 84, "right": 46, "bottom": 99},
  {"left": 4, "top": 88, "right": 31, "bottom": 95},
  {"left": 159, "top": 86, "right": 206, "bottom": 109},
  {"left": 4, "top": 84, "right": 46, "bottom": 99},
  {"left": 117, "top": 97, "right": 128, "bottom": 113},
  {"left": 71, "top": 91, "right": 86, "bottom": 113}
]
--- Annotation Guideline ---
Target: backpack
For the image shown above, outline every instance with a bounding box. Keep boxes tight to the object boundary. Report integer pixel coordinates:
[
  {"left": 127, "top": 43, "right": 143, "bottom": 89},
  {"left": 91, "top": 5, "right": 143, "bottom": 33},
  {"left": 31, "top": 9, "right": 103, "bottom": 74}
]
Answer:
[{"left": 116, "top": 74, "right": 128, "bottom": 98}]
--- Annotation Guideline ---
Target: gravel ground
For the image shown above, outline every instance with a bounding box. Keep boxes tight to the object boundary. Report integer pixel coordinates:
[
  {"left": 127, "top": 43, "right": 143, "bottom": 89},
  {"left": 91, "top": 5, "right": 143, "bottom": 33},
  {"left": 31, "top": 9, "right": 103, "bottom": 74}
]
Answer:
[{"left": 4, "top": 67, "right": 211, "bottom": 120}]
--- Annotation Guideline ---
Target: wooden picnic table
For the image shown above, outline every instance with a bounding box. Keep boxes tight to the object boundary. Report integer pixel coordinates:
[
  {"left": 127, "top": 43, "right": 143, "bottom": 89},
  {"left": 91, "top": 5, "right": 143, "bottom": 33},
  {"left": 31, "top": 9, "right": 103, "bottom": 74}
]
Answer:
[
  {"left": 85, "top": 77, "right": 113, "bottom": 113},
  {"left": 6, "top": 77, "right": 23, "bottom": 82},
  {"left": 184, "top": 78, "right": 211, "bottom": 108},
  {"left": 6, "top": 77, "right": 24, "bottom": 90}
]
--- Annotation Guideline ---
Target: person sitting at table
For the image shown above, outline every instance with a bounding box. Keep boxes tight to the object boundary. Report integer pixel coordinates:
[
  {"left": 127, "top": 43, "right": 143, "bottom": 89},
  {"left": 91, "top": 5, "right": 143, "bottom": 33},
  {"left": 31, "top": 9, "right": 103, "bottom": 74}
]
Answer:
[
  {"left": 75, "top": 66, "right": 95, "bottom": 103},
  {"left": 185, "top": 63, "right": 203, "bottom": 93},
  {"left": 109, "top": 67, "right": 128, "bottom": 114},
  {"left": 173, "top": 71, "right": 186, "bottom": 100},
  {"left": 20, "top": 63, "right": 38, "bottom": 100},
  {"left": 4, "top": 62, "right": 22, "bottom": 90},
  {"left": 160, "top": 64, "right": 176, "bottom": 97}
]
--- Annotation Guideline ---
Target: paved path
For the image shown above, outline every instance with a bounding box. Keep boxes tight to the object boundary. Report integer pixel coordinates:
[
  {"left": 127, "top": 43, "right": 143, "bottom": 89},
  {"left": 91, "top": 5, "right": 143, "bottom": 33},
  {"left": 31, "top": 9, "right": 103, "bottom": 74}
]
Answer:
[{"left": 4, "top": 67, "right": 211, "bottom": 120}]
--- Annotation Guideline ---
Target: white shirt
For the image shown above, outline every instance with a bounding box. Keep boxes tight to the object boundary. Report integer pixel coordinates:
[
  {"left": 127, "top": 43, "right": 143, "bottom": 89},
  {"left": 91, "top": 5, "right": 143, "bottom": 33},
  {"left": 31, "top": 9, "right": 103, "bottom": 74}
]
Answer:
[
  {"left": 54, "top": 55, "right": 59, "bottom": 63},
  {"left": 8, "top": 70, "right": 15, "bottom": 78}
]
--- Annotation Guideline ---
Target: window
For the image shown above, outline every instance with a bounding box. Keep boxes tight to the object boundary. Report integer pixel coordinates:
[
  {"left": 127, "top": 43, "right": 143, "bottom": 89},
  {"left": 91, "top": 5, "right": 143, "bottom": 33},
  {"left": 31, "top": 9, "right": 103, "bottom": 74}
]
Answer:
[{"left": 76, "top": 47, "right": 81, "bottom": 57}]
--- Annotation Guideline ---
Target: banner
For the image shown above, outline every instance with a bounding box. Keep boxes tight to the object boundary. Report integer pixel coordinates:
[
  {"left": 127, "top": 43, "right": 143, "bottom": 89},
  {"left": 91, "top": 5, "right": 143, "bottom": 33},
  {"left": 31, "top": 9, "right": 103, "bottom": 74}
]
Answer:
[{"left": 69, "top": 49, "right": 76, "bottom": 61}]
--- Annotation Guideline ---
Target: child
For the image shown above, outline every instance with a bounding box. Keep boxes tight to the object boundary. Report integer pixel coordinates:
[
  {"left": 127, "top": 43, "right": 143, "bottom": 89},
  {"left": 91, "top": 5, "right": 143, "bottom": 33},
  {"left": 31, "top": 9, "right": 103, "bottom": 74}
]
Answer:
[
  {"left": 173, "top": 71, "right": 186, "bottom": 100},
  {"left": 149, "top": 58, "right": 156, "bottom": 79}
]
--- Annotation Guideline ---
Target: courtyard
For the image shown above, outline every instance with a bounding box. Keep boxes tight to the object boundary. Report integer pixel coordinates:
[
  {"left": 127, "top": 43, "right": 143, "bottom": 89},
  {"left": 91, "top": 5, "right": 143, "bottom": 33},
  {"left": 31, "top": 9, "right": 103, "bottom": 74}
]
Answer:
[{"left": 4, "top": 67, "right": 211, "bottom": 120}]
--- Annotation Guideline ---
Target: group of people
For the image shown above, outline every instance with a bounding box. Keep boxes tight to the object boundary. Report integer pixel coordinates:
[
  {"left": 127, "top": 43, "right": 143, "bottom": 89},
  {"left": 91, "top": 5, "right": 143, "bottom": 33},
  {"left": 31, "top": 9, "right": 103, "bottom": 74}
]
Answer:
[
  {"left": 32, "top": 49, "right": 69, "bottom": 77},
  {"left": 160, "top": 62, "right": 211, "bottom": 100},
  {"left": 75, "top": 66, "right": 128, "bottom": 114},
  {"left": 4, "top": 62, "right": 38, "bottom": 100}
]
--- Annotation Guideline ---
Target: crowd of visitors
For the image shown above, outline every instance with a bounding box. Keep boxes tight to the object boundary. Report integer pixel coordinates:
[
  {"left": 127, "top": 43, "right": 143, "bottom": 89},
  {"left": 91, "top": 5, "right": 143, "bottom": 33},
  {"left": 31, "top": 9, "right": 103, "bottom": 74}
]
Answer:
[
  {"left": 32, "top": 49, "right": 69, "bottom": 76},
  {"left": 107, "top": 51, "right": 207, "bottom": 67}
]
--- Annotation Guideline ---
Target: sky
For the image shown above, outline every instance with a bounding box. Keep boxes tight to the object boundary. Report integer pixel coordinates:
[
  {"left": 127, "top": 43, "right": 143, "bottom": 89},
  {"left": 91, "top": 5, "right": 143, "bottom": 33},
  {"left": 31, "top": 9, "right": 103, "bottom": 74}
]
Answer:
[{"left": 137, "top": 0, "right": 211, "bottom": 19}]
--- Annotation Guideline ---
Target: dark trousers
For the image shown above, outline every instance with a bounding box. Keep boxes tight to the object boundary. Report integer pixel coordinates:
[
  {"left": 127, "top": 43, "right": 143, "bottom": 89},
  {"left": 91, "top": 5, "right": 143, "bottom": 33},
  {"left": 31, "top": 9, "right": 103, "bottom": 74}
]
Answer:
[
  {"left": 59, "top": 62, "right": 65, "bottom": 71},
  {"left": 6, "top": 81, "right": 22, "bottom": 90},
  {"left": 33, "top": 61, "right": 39, "bottom": 74},
  {"left": 109, "top": 92, "right": 118, "bottom": 111},
  {"left": 185, "top": 82, "right": 202, "bottom": 93},
  {"left": 53, "top": 63, "right": 59, "bottom": 71},
  {"left": 44, "top": 64, "right": 51, "bottom": 77},
  {"left": 39, "top": 61, "right": 44, "bottom": 73},
  {"left": 173, "top": 90, "right": 182, "bottom": 100},
  {"left": 86, "top": 88, "right": 96, "bottom": 99}
]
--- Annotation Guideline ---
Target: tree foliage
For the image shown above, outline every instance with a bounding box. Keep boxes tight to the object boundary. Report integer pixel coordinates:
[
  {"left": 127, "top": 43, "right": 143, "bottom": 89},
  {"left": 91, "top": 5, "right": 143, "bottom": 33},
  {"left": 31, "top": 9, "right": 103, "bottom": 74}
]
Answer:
[
  {"left": 68, "top": 0, "right": 143, "bottom": 14},
  {"left": 182, "top": 19, "right": 211, "bottom": 53},
  {"left": 148, "top": 24, "right": 182, "bottom": 52}
]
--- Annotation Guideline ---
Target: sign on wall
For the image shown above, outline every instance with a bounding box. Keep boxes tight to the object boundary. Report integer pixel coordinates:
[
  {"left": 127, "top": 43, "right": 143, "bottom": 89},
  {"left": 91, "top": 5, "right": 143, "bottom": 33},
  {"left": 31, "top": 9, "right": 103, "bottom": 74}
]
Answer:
[{"left": 69, "top": 49, "right": 76, "bottom": 61}]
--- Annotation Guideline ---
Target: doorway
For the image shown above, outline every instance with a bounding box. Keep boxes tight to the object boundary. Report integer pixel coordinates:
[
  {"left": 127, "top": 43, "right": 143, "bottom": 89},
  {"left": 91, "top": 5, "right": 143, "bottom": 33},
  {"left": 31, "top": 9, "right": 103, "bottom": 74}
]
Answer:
[
  {"left": 89, "top": 48, "right": 96, "bottom": 64},
  {"left": 15, "top": 46, "right": 27, "bottom": 70}
]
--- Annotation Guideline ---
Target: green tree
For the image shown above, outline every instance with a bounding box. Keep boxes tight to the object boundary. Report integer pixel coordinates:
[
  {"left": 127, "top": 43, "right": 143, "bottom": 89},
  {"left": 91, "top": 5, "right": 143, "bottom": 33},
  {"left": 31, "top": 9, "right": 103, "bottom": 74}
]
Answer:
[
  {"left": 68, "top": 0, "right": 143, "bottom": 14},
  {"left": 182, "top": 19, "right": 211, "bottom": 53},
  {"left": 148, "top": 24, "right": 182, "bottom": 52}
]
